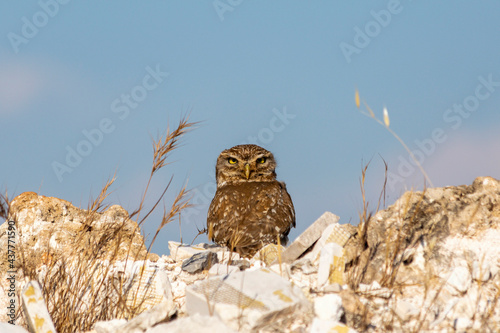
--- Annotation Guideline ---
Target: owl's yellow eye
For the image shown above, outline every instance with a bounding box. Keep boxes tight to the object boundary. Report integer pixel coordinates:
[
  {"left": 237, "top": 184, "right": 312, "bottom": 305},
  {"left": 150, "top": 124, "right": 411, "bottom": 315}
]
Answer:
[
  {"left": 228, "top": 157, "right": 238, "bottom": 164},
  {"left": 256, "top": 157, "right": 266, "bottom": 164}
]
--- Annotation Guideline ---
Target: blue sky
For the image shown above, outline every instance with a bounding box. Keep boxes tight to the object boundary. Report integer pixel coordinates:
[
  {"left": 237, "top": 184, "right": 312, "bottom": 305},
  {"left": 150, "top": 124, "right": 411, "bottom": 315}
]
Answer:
[{"left": 1, "top": 1, "right": 499, "bottom": 254}]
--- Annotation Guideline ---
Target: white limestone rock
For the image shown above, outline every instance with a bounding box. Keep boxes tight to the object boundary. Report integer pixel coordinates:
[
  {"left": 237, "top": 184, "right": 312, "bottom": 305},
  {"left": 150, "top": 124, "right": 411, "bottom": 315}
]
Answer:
[
  {"left": 309, "top": 318, "right": 358, "bottom": 333},
  {"left": 208, "top": 263, "right": 239, "bottom": 276},
  {"left": 279, "top": 212, "right": 340, "bottom": 264},
  {"left": 168, "top": 242, "right": 209, "bottom": 261},
  {"left": 472, "top": 259, "right": 492, "bottom": 282},
  {"left": 305, "top": 221, "right": 350, "bottom": 262},
  {"left": 446, "top": 266, "right": 471, "bottom": 294},
  {"left": 454, "top": 317, "right": 473, "bottom": 332},
  {"left": 394, "top": 299, "right": 419, "bottom": 321},
  {"left": 147, "top": 313, "right": 236, "bottom": 333},
  {"left": 313, "top": 294, "right": 343, "bottom": 321},
  {"left": 94, "top": 319, "right": 128, "bottom": 333},
  {"left": 317, "top": 242, "right": 344, "bottom": 287},
  {"left": 0, "top": 323, "right": 30, "bottom": 333},
  {"left": 169, "top": 241, "right": 239, "bottom": 264},
  {"left": 94, "top": 299, "right": 176, "bottom": 333},
  {"left": 185, "top": 268, "right": 311, "bottom": 331},
  {"left": 21, "top": 281, "right": 57, "bottom": 333},
  {"left": 321, "top": 283, "right": 342, "bottom": 293}
]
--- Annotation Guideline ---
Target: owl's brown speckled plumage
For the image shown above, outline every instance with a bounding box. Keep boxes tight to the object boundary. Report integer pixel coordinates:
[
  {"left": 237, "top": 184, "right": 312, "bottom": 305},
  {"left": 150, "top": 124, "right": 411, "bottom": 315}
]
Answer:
[{"left": 207, "top": 144, "right": 295, "bottom": 257}]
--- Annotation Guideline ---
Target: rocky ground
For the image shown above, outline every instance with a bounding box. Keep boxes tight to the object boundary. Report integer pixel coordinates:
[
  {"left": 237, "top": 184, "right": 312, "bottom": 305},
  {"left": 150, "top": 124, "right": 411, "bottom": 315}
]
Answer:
[{"left": 0, "top": 176, "right": 499, "bottom": 332}]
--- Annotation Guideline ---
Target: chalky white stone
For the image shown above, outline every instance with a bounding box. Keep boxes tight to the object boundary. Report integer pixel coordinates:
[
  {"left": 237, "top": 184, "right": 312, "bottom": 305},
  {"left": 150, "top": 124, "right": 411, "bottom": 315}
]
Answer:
[
  {"left": 394, "top": 299, "right": 419, "bottom": 321},
  {"left": 279, "top": 212, "right": 339, "bottom": 264},
  {"left": 208, "top": 263, "right": 239, "bottom": 276},
  {"left": 309, "top": 318, "right": 358, "bottom": 333},
  {"left": 185, "top": 268, "right": 310, "bottom": 331},
  {"left": 149, "top": 313, "right": 236, "bottom": 333},
  {"left": 0, "top": 323, "right": 30, "bottom": 333},
  {"left": 446, "top": 266, "right": 471, "bottom": 294},
  {"left": 305, "top": 221, "right": 351, "bottom": 261},
  {"left": 317, "top": 242, "right": 344, "bottom": 286},
  {"left": 21, "top": 281, "right": 56, "bottom": 333},
  {"left": 313, "top": 294, "right": 343, "bottom": 321}
]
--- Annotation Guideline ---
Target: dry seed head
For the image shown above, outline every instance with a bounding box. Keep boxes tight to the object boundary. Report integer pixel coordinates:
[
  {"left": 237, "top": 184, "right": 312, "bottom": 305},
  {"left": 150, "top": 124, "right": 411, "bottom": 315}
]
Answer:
[{"left": 383, "top": 106, "right": 390, "bottom": 127}]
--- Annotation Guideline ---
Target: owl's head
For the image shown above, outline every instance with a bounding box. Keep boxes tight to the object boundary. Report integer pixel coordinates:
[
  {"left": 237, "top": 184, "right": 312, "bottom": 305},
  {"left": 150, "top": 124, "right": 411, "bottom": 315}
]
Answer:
[{"left": 215, "top": 144, "right": 277, "bottom": 186}]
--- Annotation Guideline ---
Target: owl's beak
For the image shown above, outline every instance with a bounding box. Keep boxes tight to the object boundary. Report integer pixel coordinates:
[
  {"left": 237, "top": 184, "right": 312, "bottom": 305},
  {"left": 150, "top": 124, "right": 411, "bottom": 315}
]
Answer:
[{"left": 244, "top": 163, "right": 251, "bottom": 179}]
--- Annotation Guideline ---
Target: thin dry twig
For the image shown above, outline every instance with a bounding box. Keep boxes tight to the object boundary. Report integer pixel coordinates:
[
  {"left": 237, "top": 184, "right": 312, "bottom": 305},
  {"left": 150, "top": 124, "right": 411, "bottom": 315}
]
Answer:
[
  {"left": 14, "top": 115, "right": 197, "bottom": 332},
  {"left": 147, "top": 184, "right": 192, "bottom": 253},
  {"left": 191, "top": 227, "right": 208, "bottom": 245},
  {"left": 0, "top": 190, "right": 11, "bottom": 220},
  {"left": 354, "top": 89, "right": 434, "bottom": 188}
]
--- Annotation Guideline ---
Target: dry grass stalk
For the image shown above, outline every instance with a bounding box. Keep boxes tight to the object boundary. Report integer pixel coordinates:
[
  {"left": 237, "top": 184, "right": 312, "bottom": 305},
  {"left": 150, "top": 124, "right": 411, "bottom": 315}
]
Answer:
[
  {"left": 277, "top": 234, "right": 283, "bottom": 276},
  {"left": 347, "top": 161, "right": 379, "bottom": 290},
  {"left": 147, "top": 184, "right": 192, "bottom": 253},
  {"left": 191, "top": 226, "right": 208, "bottom": 246},
  {"left": 343, "top": 162, "right": 500, "bottom": 331},
  {"left": 345, "top": 162, "right": 443, "bottom": 331},
  {"left": 122, "top": 115, "right": 197, "bottom": 311},
  {"left": 13, "top": 116, "right": 197, "bottom": 332},
  {"left": 17, "top": 175, "right": 152, "bottom": 331},
  {"left": 354, "top": 89, "right": 434, "bottom": 188},
  {"left": 380, "top": 190, "right": 426, "bottom": 288},
  {"left": 480, "top": 282, "right": 500, "bottom": 331},
  {"left": 0, "top": 190, "right": 10, "bottom": 221},
  {"left": 132, "top": 115, "right": 197, "bottom": 222}
]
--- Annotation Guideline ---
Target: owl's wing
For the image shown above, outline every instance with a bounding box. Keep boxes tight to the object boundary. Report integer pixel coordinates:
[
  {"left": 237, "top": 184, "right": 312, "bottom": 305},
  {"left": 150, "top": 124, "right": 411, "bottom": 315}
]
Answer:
[
  {"left": 279, "top": 181, "right": 296, "bottom": 229},
  {"left": 207, "top": 181, "right": 295, "bottom": 256},
  {"left": 242, "top": 181, "right": 295, "bottom": 234}
]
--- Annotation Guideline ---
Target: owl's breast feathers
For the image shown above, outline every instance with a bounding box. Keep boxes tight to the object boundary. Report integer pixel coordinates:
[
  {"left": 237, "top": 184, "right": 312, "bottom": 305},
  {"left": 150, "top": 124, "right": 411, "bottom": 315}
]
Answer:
[{"left": 207, "top": 180, "right": 295, "bottom": 257}]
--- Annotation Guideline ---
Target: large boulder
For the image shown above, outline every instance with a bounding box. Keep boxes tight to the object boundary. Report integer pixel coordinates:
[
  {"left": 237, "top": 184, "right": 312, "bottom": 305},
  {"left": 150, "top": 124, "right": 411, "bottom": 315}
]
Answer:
[
  {"left": 0, "top": 192, "right": 152, "bottom": 326},
  {"left": 0, "top": 191, "right": 148, "bottom": 270},
  {"left": 345, "top": 176, "right": 500, "bottom": 286},
  {"left": 343, "top": 176, "right": 500, "bottom": 331}
]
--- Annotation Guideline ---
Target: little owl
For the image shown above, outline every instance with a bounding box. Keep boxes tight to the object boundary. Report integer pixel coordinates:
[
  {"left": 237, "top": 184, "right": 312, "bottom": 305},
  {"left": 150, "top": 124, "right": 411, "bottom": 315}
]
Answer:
[{"left": 207, "top": 144, "right": 295, "bottom": 257}]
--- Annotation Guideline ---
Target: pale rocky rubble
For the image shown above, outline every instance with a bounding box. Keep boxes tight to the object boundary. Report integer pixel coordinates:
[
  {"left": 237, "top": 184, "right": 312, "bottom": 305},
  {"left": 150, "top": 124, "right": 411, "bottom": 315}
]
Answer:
[
  {"left": 0, "top": 176, "right": 499, "bottom": 332},
  {"left": 0, "top": 192, "right": 149, "bottom": 268},
  {"left": 342, "top": 176, "right": 500, "bottom": 332}
]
